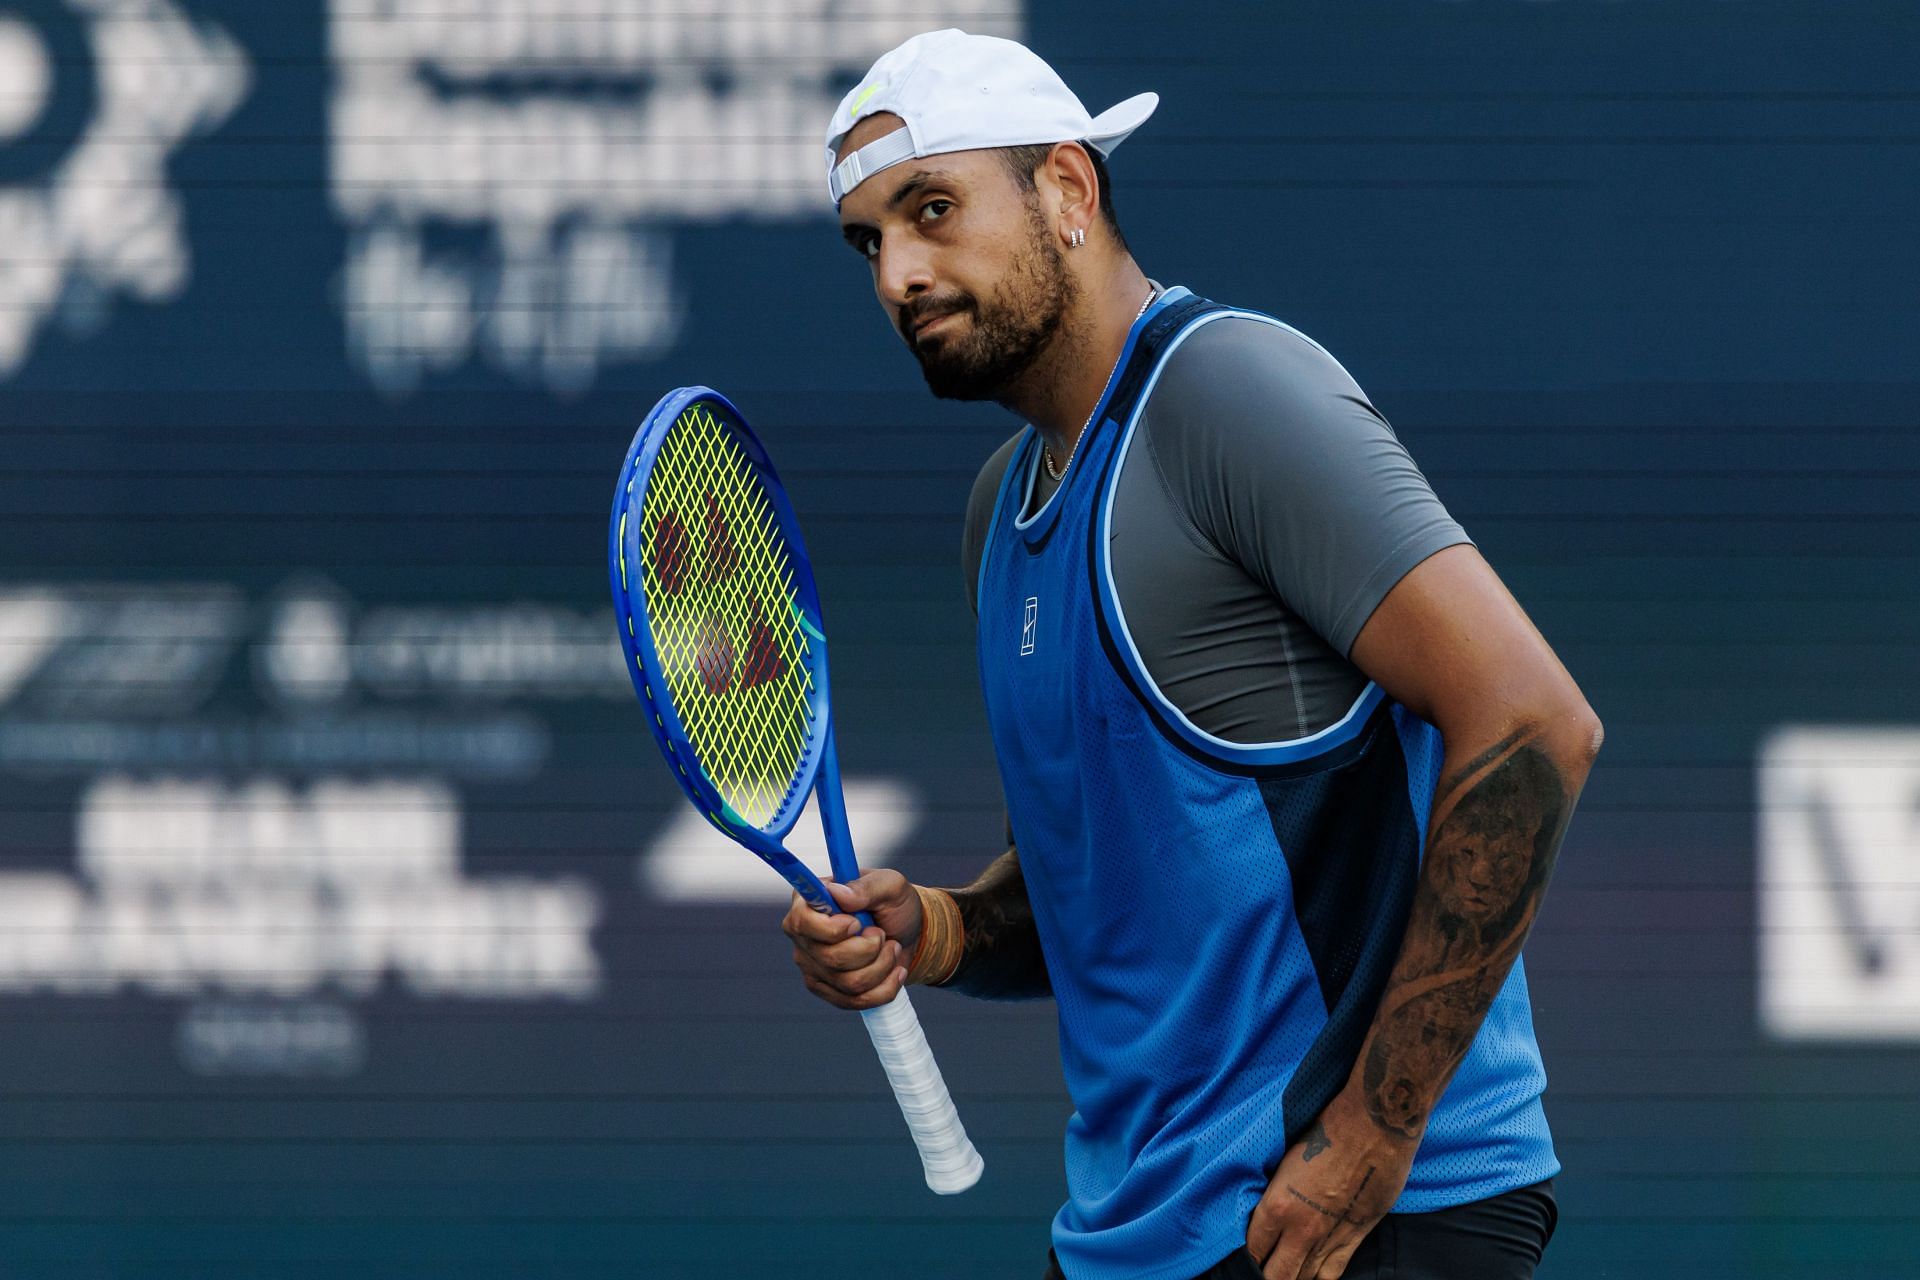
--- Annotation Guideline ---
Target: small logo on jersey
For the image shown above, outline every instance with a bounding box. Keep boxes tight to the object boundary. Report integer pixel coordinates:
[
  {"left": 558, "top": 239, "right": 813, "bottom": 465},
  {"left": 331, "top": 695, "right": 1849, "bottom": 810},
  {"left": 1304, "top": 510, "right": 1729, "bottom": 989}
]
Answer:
[{"left": 1020, "top": 597, "right": 1038, "bottom": 656}]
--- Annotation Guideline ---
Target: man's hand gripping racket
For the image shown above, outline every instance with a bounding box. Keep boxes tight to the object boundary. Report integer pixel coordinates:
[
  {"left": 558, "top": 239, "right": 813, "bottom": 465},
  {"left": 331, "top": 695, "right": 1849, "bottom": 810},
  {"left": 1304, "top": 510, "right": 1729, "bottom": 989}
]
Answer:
[{"left": 608, "top": 387, "right": 984, "bottom": 1195}]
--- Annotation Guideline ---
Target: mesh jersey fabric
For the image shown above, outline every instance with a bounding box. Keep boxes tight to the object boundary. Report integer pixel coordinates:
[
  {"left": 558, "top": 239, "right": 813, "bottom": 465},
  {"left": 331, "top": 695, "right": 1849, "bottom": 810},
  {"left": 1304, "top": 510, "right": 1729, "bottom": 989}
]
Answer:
[{"left": 973, "top": 288, "right": 1558, "bottom": 1280}]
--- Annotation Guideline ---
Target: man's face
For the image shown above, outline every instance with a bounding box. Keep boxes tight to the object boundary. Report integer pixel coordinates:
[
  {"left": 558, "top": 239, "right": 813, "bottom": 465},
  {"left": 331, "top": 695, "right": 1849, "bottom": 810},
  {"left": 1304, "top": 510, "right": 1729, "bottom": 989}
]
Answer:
[{"left": 835, "top": 116, "right": 1075, "bottom": 401}]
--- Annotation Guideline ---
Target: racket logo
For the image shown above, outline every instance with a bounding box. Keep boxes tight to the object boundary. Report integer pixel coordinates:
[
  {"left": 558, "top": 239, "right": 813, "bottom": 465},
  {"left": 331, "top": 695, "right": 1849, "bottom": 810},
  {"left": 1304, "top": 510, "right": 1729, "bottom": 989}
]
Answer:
[
  {"left": 693, "top": 616, "right": 736, "bottom": 695},
  {"left": 1021, "top": 596, "right": 1038, "bottom": 656},
  {"left": 653, "top": 510, "right": 692, "bottom": 596},
  {"left": 701, "top": 491, "right": 740, "bottom": 583}
]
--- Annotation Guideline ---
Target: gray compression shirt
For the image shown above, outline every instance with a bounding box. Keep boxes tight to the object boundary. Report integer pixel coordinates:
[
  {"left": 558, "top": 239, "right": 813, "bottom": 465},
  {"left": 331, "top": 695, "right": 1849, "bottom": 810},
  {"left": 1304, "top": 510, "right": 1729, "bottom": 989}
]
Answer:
[{"left": 961, "top": 310, "right": 1470, "bottom": 741}]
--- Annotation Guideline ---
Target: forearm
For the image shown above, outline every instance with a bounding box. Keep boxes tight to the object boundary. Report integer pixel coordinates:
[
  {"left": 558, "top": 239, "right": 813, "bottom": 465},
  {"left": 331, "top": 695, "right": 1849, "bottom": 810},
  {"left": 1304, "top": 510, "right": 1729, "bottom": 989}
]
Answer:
[
  {"left": 925, "top": 846, "right": 1051, "bottom": 1001},
  {"left": 1347, "top": 717, "right": 1599, "bottom": 1142}
]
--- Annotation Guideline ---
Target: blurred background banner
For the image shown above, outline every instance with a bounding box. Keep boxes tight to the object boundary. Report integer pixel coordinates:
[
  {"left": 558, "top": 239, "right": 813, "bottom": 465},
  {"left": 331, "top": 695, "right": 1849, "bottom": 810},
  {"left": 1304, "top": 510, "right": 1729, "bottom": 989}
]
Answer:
[{"left": 0, "top": 1, "right": 1915, "bottom": 1276}]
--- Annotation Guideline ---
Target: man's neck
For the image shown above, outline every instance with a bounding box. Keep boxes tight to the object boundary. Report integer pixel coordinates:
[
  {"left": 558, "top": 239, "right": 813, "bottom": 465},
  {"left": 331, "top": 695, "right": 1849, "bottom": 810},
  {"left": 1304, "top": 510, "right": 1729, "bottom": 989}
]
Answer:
[{"left": 999, "top": 260, "right": 1153, "bottom": 463}]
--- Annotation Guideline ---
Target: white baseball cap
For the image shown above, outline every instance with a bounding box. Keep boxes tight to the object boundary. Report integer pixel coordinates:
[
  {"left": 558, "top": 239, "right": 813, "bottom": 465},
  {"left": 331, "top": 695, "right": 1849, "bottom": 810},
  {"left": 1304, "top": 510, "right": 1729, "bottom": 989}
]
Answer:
[{"left": 824, "top": 29, "right": 1158, "bottom": 205}]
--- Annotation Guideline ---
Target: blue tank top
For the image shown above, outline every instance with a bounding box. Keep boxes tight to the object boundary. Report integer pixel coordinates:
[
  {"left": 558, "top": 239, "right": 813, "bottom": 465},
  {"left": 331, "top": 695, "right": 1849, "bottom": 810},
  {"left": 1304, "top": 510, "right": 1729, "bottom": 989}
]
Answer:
[{"left": 975, "top": 289, "right": 1559, "bottom": 1280}]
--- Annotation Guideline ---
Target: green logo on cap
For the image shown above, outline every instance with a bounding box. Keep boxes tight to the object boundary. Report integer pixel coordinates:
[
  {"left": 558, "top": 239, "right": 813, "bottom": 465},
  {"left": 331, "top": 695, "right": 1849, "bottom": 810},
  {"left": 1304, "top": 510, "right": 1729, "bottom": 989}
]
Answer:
[{"left": 852, "top": 82, "right": 883, "bottom": 117}]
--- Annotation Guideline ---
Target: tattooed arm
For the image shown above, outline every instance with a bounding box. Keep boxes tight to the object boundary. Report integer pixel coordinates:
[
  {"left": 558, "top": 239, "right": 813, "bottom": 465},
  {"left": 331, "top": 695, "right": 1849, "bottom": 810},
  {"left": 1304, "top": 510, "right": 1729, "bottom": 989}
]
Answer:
[
  {"left": 939, "top": 846, "right": 1052, "bottom": 1000},
  {"left": 1247, "top": 544, "right": 1601, "bottom": 1280},
  {"left": 1355, "top": 730, "right": 1578, "bottom": 1139}
]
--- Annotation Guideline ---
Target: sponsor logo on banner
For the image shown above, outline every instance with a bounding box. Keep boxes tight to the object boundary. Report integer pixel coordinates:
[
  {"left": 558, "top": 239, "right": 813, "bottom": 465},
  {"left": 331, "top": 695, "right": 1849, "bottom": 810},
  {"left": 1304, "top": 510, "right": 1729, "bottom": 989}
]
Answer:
[
  {"left": 0, "top": 577, "right": 622, "bottom": 1074},
  {"left": 0, "top": 775, "right": 601, "bottom": 1075},
  {"left": 0, "top": 575, "right": 927, "bottom": 1070},
  {"left": 326, "top": 0, "right": 1021, "bottom": 396},
  {"left": 1759, "top": 727, "right": 1920, "bottom": 1040},
  {"left": 0, "top": 0, "right": 247, "bottom": 375},
  {"left": 0, "top": 577, "right": 624, "bottom": 775}
]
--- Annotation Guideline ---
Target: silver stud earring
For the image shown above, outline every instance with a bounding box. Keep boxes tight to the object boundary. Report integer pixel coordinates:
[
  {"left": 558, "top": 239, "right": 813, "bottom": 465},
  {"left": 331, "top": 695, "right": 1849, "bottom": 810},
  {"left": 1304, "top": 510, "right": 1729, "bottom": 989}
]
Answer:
[{"left": 1069, "top": 227, "right": 1086, "bottom": 248}]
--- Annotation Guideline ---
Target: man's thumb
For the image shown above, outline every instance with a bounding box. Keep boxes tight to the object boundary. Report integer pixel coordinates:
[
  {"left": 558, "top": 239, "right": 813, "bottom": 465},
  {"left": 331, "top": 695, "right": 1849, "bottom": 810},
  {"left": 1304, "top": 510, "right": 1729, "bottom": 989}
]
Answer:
[{"left": 826, "top": 878, "right": 867, "bottom": 914}]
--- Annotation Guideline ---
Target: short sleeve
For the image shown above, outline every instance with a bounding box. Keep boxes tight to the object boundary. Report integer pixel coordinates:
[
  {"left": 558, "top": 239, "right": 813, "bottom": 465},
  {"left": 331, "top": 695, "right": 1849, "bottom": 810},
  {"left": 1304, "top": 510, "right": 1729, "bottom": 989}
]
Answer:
[
  {"left": 959, "top": 436, "right": 1026, "bottom": 852},
  {"left": 1139, "top": 316, "right": 1470, "bottom": 657},
  {"left": 961, "top": 432, "right": 1025, "bottom": 616}
]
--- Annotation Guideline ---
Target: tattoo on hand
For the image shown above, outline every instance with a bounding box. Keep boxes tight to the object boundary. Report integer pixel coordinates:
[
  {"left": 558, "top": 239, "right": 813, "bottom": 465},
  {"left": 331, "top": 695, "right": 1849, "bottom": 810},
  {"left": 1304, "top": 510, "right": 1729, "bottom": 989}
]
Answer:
[
  {"left": 1345, "top": 1164, "right": 1377, "bottom": 1221},
  {"left": 1302, "top": 1118, "right": 1332, "bottom": 1163},
  {"left": 1287, "top": 1187, "right": 1344, "bottom": 1223},
  {"left": 1283, "top": 1164, "right": 1378, "bottom": 1228},
  {"left": 1359, "top": 737, "right": 1573, "bottom": 1140}
]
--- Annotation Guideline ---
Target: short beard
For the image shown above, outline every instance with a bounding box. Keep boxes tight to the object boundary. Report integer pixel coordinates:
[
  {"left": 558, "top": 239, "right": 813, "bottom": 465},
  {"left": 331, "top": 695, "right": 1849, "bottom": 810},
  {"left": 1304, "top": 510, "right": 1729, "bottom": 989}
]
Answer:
[{"left": 910, "top": 200, "right": 1076, "bottom": 403}]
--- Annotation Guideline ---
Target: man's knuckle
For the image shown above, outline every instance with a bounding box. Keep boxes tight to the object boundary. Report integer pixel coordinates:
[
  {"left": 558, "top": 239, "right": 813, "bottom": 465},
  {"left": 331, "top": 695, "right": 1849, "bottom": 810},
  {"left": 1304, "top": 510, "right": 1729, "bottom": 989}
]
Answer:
[
  {"left": 1317, "top": 1246, "right": 1357, "bottom": 1280},
  {"left": 1270, "top": 1245, "right": 1307, "bottom": 1274}
]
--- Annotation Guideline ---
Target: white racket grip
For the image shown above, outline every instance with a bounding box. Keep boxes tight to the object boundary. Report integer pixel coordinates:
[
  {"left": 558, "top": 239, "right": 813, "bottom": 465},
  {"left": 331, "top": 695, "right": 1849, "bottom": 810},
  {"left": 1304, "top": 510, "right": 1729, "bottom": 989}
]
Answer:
[{"left": 860, "top": 990, "right": 984, "bottom": 1194}]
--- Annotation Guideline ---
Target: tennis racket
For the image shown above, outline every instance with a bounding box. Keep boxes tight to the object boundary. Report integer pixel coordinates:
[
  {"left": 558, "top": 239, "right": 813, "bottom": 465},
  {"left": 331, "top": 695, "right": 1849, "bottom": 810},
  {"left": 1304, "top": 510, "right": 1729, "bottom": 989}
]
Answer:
[{"left": 608, "top": 386, "right": 984, "bottom": 1195}]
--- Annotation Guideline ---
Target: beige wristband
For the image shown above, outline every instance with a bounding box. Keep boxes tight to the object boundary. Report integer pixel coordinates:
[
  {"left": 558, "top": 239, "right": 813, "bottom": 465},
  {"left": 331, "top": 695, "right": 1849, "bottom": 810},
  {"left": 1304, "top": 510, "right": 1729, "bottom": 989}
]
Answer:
[{"left": 905, "top": 885, "right": 965, "bottom": 987}]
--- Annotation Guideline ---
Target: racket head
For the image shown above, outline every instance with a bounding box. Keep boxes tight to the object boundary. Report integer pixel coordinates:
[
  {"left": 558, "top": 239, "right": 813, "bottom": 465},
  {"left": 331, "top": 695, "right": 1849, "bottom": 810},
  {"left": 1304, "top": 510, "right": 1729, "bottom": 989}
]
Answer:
[{"left": 609, "top": 387, "right": 835, "bottom": 871}]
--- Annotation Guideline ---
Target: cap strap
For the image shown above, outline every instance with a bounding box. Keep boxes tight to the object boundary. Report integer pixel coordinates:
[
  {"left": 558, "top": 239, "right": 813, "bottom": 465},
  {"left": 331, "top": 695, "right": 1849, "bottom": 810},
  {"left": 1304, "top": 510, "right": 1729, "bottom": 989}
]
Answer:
[{"left": 829, "top": 128, "right": 917, "bottom": 204}]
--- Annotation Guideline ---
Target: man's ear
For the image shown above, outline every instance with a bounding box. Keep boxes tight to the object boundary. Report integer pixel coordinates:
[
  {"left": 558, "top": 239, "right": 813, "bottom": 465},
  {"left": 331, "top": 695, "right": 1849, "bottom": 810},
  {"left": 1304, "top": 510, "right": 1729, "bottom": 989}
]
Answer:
[{"left": 1041, "top": 141, "right": 1100, "bottom": 243}]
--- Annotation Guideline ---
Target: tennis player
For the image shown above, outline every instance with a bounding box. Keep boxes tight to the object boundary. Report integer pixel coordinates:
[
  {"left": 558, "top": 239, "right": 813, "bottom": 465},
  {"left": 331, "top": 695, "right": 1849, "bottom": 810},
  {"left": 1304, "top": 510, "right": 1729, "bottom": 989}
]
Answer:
[{"left": 783, "top": 30, "right": 1602, "bottom": 1280}]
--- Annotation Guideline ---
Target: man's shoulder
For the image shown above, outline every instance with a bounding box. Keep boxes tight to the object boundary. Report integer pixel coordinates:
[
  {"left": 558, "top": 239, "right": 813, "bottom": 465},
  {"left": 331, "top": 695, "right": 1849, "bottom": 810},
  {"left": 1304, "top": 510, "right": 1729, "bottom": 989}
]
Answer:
[
  {"left": 967, "top": 430, "right": 1027, "bottom": 525},
  {"left": 1136, "top": 310, "right": 1379, "bottom": 494},
  {"left": 1153, "top": 308, "right": 1365, "bottom": 415}
]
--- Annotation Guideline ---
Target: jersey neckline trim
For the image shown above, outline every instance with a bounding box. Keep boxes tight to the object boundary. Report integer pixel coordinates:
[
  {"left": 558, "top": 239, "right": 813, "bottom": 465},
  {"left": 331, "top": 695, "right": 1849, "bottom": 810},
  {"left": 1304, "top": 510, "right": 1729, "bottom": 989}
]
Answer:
[{"left": 1012, "top": 285, "right": 1194, "bottom": 544}]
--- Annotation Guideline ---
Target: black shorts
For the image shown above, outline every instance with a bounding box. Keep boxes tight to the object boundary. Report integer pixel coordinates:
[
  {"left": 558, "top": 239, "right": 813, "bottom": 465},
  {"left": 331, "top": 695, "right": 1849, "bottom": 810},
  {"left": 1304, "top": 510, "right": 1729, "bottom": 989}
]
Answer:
[{"left": 1043, "top": 1179, "right": 1557, "bottom": 1280}]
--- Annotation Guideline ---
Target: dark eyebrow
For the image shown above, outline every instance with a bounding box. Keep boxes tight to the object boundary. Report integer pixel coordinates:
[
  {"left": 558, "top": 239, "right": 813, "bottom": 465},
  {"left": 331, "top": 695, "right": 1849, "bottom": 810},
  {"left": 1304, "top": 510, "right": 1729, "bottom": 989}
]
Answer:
[
  {"left": 839, "top": 169, "right": 959, "bottom": 248},
  {"left": 887, "top": 169, "right": 957, "bottom": 210}
]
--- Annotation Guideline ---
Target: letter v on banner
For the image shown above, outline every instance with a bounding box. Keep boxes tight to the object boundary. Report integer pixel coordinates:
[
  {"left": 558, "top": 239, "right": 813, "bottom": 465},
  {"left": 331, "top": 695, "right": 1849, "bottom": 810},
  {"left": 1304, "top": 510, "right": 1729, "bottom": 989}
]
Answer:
[{"left": 1759, "top": 727, "right": 1920, "bottom": 1040}]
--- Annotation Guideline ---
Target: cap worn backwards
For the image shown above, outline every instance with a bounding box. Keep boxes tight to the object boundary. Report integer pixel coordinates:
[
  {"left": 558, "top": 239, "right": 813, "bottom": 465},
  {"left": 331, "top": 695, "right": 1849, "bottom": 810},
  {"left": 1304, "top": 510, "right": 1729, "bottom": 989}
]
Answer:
[{"left": 824, "top": 28, "right": 1158, "bottom": 206}]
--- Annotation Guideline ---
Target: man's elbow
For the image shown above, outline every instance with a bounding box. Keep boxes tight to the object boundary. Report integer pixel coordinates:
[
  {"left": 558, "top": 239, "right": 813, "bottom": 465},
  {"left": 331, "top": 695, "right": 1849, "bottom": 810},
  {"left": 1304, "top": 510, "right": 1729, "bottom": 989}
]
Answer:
[
  {"left": 1535, "top": 691, "right": 1603, "bottom": 781},
  {"left": 1427, "top": 657, "right": 1602, "bottom": 782}
]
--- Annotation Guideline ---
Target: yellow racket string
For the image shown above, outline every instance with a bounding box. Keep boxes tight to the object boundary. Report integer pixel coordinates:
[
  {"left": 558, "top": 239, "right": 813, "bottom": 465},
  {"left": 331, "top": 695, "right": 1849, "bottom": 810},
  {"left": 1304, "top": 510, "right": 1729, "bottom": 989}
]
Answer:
[{"left": 635, "top": 403, "right": 818, "bottom": 828}]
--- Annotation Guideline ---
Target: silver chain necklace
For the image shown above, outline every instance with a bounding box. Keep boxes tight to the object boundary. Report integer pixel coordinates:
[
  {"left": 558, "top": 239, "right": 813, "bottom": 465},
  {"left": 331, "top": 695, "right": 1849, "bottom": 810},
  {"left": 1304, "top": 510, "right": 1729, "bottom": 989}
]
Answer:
[{"left": 1044, "top": 286, "right": 1158, "bottom": 482}]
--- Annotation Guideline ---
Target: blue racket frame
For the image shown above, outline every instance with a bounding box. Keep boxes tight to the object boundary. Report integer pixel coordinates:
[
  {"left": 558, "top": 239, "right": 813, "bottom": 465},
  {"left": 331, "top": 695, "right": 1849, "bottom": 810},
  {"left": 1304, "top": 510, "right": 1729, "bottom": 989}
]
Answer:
[{"left": 609, "top": 386, "right": 870, "bottom": 923}]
